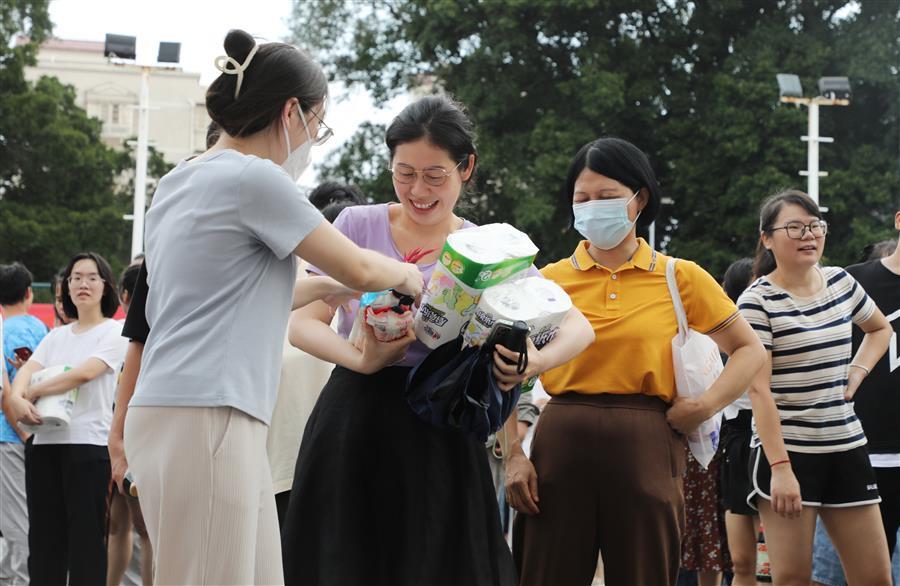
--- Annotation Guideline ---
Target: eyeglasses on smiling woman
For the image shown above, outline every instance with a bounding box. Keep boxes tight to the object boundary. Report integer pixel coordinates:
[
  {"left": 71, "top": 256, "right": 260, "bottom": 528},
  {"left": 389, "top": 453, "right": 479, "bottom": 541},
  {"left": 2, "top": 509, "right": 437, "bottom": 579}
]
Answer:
[
  {"left": 388, "top": 161, "right": 463, "bottom": 187},
  {"left": 769, "top": 220, "right": 828, "bottom": 239}
]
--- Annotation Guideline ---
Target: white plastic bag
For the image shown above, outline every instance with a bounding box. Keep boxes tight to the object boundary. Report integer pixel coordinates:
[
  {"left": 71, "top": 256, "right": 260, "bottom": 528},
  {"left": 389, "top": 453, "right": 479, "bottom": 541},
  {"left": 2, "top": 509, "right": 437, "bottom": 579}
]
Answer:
[{"left": 665, "top": 258, "right": 723, "bottom": 469}]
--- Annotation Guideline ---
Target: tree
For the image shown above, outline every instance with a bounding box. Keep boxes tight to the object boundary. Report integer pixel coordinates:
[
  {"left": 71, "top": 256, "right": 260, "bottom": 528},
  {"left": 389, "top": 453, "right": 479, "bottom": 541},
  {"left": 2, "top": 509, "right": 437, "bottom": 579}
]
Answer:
[
  {"left": 0, "top": 0, "right": 173, "bottom": 280},
  {"left": 0, "top": 76, "right": 131, "bottom": 279},
  {"left": 289, "top": 0, "right": 898, "bottom": 274}
]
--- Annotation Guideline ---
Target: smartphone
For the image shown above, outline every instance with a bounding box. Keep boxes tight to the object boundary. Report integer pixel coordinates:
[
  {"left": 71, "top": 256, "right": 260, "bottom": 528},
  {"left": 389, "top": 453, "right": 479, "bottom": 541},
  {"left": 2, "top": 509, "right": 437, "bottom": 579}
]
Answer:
[
  {"left": 13, "top": 347, "right": 32, "bottom": 362},
  {"left": 485, "top": 319, "right": 530, "bottom": 374}
]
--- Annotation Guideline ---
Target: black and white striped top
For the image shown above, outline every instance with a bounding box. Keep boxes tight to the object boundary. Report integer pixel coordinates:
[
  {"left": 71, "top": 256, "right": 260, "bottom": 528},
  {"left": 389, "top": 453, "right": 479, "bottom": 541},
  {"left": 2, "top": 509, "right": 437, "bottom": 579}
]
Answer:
[{"left": 738, "top": 266, "right": 877, "bottom": 454}]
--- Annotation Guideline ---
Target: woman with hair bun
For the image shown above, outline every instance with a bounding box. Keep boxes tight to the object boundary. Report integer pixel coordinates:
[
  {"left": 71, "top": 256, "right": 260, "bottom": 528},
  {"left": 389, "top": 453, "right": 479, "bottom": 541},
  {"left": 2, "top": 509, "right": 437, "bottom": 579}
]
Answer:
[{"left": 118, "top": 29, "right": 423, "bottom": 584}]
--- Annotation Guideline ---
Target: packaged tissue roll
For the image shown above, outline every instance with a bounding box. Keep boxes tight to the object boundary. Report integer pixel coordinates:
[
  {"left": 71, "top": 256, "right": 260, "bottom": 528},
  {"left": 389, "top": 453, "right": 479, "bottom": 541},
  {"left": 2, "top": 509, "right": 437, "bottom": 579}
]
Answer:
[
  {"left": 414, "top": 223, "right": 538, "bottom": 349},
  {"left": 463, "top": 277, "right": 572, "bottom": 392},
  {"left": 18, "top": 365, "right": 78, "bottom": 434},
  {"left": 463, "top": 277, "right": 572, "bottom": 347}
]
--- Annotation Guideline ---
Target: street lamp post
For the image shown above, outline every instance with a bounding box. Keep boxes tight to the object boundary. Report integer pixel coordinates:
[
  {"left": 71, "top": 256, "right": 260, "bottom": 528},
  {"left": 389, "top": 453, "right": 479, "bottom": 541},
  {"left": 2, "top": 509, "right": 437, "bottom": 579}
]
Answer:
[
  {"left": 104, "top": 34, "right": 181, "bottom": 259},
  {"left": 132, "top": 67, "right": 150, "bottom": 260},
  {"left": 776, "top": 74, "right": 851, "bottom": 209}
]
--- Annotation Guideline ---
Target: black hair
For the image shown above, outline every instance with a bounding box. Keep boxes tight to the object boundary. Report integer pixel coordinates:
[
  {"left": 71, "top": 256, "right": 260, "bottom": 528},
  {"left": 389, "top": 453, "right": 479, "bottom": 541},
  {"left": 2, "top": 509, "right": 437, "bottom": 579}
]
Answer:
[
  {"left": 308, "top": 181, "right": 365, "bottom": 210},
  {"left": 859, "top": 239, "right": 896, "bottom": 263},
  {"left": 118, "top": 263, "right": 141, "bottom": 298},
  {"left": 384, "top": 95, "right": 478, "bottom": 189},
  {"left": 753, "top": 189, "right": 821, "bottom": 277},
  {"left": 722, "top": 258, "right": 755, "bottom": 303},
  {"left": 60, "top": 252, "right": 120, "bottom": 320},
  {"left": 322, "top": 200, "right": 359, "bottom": 223},
  {"left": 562, "top": 137, "right": 662, "bottom": 229},
  {"left": 0, "top": 262, "right": 34, "bottom": 306},
  {"left": 206, "top": 121, "right": 221, "bottom": 149},
  {"left": 52, "top": 269, "right": 69, "bottom": 324},
  {"left": 206, "top": 29, "right": 327, "bottom": 138}
]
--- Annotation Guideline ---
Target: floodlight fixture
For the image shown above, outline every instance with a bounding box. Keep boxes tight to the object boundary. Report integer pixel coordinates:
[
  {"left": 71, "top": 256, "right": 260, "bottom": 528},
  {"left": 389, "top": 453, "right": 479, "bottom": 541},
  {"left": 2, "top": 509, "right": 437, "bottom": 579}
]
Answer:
[
  {"left": 817, "top": 77, "right": 851, "bottom": 101},
  {"left": 774, "top": 73, "right": 851, "bottom": 207},
  {"left": 157, "top": 42, "right": 181, "bottom": 64},
  {"left": 104, "top": 34, "right": 136, "bottom": 60},
  {"left": 776, "top": 74, "right": 803, "bottom": 99}
]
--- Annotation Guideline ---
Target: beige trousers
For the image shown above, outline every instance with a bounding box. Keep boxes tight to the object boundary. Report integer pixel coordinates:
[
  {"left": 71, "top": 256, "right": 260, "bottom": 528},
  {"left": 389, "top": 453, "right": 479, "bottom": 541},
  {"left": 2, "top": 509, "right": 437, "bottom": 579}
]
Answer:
[{"left": 124, "top": 406, "right": 283, "bottom": 585}]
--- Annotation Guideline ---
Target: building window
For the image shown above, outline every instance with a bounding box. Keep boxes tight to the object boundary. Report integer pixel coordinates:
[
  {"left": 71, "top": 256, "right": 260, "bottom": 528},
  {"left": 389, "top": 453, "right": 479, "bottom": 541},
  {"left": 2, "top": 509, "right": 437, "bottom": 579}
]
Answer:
[{"left": 111, "top": 104, "right": 120, "bottom": 125}]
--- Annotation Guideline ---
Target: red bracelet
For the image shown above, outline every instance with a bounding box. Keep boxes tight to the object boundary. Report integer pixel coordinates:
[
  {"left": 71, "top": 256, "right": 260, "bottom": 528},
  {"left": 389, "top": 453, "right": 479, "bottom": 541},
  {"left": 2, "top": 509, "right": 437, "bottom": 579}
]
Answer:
[{"left": 770, "top": 459, "right": 791, "bottom": 469}]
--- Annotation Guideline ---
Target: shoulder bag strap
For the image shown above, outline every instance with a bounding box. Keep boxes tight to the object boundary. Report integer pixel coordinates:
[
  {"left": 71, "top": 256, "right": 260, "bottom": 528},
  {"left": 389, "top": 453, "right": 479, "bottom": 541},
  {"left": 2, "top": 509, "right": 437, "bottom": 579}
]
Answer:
[{"left": 665, "top": 257, "right": 689, "bottom": 339}]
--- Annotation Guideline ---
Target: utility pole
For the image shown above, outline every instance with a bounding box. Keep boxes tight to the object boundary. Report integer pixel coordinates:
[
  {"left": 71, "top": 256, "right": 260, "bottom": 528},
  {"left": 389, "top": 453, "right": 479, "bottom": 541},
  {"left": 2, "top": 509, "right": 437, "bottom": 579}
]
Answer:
[
  {"left": 132, "top": 67, "right": 150, "bottom": 259},
  {"left": 776, "top": 75, "right": 850, "bottom": 209}
]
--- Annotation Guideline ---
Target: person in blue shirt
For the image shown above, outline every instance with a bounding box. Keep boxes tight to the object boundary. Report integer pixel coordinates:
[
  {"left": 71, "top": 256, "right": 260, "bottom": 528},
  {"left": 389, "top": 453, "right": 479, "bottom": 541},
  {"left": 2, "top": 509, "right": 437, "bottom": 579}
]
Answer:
[{"left": 0, "top": 262, "right": 48, "bottom": 585}]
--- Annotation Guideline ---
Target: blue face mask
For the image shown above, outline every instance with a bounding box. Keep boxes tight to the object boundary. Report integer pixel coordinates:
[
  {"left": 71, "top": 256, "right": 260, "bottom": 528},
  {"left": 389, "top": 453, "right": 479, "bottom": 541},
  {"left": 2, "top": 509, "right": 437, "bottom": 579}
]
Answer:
[{"left": 572, "top": 190, "right": 640, "bottom": 250}]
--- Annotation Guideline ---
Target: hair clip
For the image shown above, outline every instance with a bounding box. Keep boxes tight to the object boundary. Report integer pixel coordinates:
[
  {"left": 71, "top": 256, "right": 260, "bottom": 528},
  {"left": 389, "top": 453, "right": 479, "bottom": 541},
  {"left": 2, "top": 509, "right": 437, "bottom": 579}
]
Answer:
[{"left": 214, "top": 43, "right": 260, "bottom": 99}]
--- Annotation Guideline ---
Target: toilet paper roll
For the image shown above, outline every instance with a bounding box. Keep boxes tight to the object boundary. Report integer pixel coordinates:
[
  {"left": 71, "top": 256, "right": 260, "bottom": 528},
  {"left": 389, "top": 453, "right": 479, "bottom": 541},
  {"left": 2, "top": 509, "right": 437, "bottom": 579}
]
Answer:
[
  {"left": 17, "top": 366, "right": 78, "bottom": 434},
  {"left": 463, "top": 277, "right": 572, "bottom": 348},
  {"left": 415, "top": 223, "right": 538, "bottom": 349},
  {"left": 463, "top": 277, "right": 572, "bottom": 393}
]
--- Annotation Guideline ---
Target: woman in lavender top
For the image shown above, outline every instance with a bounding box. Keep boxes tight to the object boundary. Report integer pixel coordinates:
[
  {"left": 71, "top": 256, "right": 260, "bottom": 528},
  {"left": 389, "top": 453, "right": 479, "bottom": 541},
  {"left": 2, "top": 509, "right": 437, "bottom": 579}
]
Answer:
[{"left": 282, "top": 95, "right": 593, "bottom": 585}]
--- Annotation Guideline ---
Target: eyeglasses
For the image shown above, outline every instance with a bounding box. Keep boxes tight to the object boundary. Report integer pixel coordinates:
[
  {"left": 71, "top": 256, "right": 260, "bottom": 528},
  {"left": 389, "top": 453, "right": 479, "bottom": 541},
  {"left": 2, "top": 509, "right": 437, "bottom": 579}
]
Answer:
[
  {"left": 769, "top": 220, "right": 828, "bottom": 239},
  {"left": 389, "top": 161, "right": 464, "bottom": 187},
  {"left": 305, "top": 108, "right": 333, "bottom": 146},
  {"left": 67, "top": 274, "right": 104, "bottom": 286}
]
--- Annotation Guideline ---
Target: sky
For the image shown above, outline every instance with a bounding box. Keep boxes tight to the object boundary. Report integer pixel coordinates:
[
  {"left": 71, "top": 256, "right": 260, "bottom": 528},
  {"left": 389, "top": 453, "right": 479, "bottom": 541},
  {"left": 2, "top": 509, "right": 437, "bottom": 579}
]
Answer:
[{"left": 48, "top": 0, "right": 408, "bottom": 185}]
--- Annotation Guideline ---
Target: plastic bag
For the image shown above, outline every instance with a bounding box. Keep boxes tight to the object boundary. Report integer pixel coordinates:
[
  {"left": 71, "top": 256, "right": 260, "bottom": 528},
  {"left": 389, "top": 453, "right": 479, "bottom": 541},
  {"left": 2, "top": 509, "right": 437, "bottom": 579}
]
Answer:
[{"left": 665, "top": 258, "right": 723, "bottom": 469}]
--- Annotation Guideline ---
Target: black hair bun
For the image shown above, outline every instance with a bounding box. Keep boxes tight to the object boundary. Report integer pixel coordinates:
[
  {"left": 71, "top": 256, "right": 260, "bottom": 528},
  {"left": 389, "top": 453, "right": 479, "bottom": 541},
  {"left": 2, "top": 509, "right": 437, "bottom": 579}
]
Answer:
[{"left": 224, "top": 29, "right": 255, "bottom": 63}]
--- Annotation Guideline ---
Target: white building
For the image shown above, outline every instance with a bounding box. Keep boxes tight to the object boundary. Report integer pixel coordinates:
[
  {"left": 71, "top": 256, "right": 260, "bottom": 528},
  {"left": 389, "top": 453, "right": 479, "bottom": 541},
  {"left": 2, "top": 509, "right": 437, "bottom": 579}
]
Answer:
[{"left": 24, "top": 37, "right": 209, "bottom": 164}]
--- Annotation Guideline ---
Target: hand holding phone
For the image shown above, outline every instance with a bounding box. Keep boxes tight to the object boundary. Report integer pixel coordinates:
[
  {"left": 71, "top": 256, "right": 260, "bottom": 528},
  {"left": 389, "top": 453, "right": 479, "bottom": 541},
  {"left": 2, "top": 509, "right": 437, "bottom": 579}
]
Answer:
[
  {"left": 485, "top": 320, "right": 529, "bottom": 375},
  {"left": 7, "top": 347, "right": 32, "bottom": 371}
]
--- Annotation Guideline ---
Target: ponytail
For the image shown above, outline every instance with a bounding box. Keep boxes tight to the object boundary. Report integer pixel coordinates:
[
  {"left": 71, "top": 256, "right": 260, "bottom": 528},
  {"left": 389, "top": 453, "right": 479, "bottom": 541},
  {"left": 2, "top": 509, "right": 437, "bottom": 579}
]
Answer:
[{"left": 754, "top": 239, "right": 777, "bottom": 278}]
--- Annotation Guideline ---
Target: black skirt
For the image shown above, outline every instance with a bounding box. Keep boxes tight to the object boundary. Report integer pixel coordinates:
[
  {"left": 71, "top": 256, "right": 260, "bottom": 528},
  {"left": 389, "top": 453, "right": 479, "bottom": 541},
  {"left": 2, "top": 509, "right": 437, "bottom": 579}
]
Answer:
[{"left": 281, "top": 365, "right": 517, "bottom": 586}]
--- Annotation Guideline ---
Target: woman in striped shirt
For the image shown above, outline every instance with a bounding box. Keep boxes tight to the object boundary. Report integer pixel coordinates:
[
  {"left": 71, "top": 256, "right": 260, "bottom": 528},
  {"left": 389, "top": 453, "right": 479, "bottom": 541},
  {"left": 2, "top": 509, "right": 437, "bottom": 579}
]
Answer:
[{"left": 739, "top": 189, "right": 893, "bottom": 586}]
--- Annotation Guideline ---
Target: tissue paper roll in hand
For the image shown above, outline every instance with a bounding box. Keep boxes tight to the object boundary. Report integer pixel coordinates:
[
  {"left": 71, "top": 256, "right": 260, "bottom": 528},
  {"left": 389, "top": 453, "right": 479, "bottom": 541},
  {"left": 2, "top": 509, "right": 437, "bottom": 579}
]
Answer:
[
  {"left": 18, "top": 365, "right": 79, "bottom": 434},
  {"left": 414, "top": 223, "right": 538, "bottom": 349},
  {"left": 463, "top": 277, "right": 572, "bottom": 392},
  {"left": 463, "top": 276, "right": 572, "bottom": 348}
]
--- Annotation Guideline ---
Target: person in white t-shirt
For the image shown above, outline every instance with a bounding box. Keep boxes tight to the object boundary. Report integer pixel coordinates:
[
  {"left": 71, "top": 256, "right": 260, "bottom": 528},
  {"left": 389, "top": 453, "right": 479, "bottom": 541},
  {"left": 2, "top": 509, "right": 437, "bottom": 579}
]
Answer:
[{"left": 8, "top": 252, "right": 128, "bottom": 585}]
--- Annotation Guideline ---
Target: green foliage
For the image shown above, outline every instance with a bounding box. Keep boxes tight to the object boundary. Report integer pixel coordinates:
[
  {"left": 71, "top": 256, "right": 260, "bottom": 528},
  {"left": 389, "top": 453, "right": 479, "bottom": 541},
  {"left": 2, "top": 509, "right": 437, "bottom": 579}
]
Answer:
[
  {"left": 0, "top": 76, "right": 131, "bottom": 279},
  {"left": 0, "top": 0, "right": 51, "bottom": 92},
  {"left": 0, "top": 0, "right": 174, "bottom": 280},
  {"left": 290, "top": 0, "right": 899, "bottom": 275}
]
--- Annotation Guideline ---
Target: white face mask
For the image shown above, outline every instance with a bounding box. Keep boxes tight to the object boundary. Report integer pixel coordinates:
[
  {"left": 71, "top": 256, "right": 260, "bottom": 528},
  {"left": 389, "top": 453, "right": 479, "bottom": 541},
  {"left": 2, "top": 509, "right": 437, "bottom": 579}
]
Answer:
[
  {"left": 281, "top": 109, "right": 313, "bottom": 181},
  {"left": 572, "top": 190, "right": 640, "bottom": 250}
]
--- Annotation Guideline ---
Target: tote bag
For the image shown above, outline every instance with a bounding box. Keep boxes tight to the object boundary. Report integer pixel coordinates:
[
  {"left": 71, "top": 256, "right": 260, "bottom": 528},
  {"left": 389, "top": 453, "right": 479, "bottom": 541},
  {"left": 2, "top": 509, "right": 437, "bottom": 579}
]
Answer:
[{"left": 665, "top": 258, "right": 723, "bottom": 469}]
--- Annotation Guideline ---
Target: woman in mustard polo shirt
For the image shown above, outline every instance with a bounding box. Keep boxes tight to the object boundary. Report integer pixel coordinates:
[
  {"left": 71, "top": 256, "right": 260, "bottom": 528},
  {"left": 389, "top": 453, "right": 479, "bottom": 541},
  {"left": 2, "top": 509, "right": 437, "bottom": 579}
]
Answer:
[{"left": 507, "top": 138, "right": 777, "bottom": 586}]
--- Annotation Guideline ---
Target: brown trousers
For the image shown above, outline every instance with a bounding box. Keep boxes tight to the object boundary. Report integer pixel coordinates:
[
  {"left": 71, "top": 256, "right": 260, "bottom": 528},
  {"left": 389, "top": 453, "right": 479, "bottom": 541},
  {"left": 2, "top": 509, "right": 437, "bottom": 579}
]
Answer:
[{"left": 513, "top": 393, "right": 686, "bottom": 586}]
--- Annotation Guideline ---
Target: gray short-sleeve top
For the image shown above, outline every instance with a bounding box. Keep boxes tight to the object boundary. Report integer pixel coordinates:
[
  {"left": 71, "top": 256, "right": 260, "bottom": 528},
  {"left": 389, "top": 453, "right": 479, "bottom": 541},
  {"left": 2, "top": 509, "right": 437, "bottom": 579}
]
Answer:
[{"left": 131, "top": 149, "right": 323, "bottom": 424}]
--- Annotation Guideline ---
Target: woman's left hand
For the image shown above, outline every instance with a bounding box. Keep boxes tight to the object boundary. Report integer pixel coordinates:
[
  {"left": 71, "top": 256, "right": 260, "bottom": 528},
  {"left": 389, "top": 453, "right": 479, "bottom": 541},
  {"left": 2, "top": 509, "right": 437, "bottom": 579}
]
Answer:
[
  {"left": 666, "top": 396, "right": 712, "bottom": 435},
  {"left": 493, "top": 338, "right": 542, "bottom": 392}
]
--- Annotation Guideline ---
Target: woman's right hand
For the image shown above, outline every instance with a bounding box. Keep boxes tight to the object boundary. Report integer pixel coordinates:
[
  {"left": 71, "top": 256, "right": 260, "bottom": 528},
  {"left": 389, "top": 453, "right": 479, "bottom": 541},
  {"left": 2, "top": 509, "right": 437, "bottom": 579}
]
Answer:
[
  {"left": 109, "top": 434, "right": 128, "bottom": 494},
  {"left": 9, "top": 395, "right": 41, "bottom": 427},
  {"left": 396, "top": 262, "right": 424, "bottom": 300},
  {"left": 770, "top": 464, "right": 802, "bottom": 518},
  {"left": 354, "top": 323, "right": 416, "bottom": 374}
]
